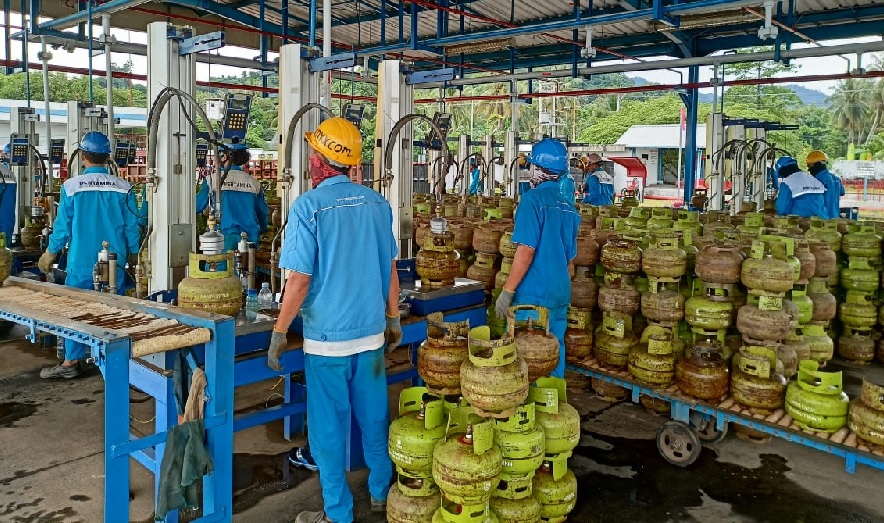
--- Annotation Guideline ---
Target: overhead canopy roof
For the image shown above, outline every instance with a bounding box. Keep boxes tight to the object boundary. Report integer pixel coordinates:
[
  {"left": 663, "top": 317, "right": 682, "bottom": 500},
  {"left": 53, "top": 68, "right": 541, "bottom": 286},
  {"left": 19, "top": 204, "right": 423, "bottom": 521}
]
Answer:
[{"left": 17, "top": 0, "right": 884, "bottom": 74}]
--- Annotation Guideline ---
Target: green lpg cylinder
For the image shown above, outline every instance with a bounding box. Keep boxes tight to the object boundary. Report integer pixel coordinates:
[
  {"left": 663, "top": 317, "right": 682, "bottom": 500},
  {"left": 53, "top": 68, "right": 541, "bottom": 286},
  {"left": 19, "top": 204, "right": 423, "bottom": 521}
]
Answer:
[
  {"left": 531, "top": 378, "right": 580, "bottom": 460},
  {"left": 495, "top": 403, "right": 545, "bottom": 480},
  {"left": 489, "top": 496, "right": 541, "bottom": 523},
  {"left": 388, "top": 486, "right": 441, "bottom": 523},
  {"left": 432, "top": 410, "right": 502, "bottom": 505},
  {"left": 785, "top": 361, "right": 849, "bottom": 433},
  {"left": 432, "top": 499, "right": 500, "bottom": 523},
  {"left": 389, "top": 388, "right": 447, "bottom": 496},
  {"left": 532, "top": 459, "right": 577, "bottom": 523}
]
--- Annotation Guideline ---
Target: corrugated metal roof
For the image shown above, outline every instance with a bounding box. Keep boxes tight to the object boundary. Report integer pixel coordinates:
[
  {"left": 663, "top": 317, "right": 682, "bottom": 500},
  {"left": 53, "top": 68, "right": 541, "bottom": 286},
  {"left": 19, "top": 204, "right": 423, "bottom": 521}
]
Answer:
[{"left": 617, "top": 124, "right": 708, "bottom": 149}]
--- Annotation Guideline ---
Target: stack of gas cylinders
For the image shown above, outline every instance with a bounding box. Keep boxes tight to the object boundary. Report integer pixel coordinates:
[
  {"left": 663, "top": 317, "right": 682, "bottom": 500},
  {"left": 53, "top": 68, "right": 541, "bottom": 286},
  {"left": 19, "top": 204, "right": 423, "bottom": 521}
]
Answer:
[{"left": 392, "top": 309, "right": 579, "bottom": 523}]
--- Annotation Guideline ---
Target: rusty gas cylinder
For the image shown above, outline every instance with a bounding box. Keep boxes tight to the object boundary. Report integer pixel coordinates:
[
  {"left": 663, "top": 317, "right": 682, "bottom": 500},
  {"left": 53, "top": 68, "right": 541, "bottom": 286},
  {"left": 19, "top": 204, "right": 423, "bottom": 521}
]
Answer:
[
  {"left": 696, "top": 244, "right": 743, "bottom": 284},
  {"left": 564, "top": 307, "right": 593, "bottom": 362},
  {"left": 467, "top": 252, "right": 498, "bottom": 291},
  {"left": 736, "top": 304, "right": 792, "bottom": 342},
  {"left": 676, "top": 341, "right": 729, "bottom": 401},
  {"left": 508, "top": 306, "right": 560, "bottom": 382},
  {"left": 418, "top": 313, "right": 470, "bottom": 396},
  {"left": 641, "top": 288, "right": 685, "bottom": 323},
  {"left": 808, "top": 242, "right": 837, "bottom": 278},
  {"left": 473, "top": 221, "right": 504, "bottom": 255},
  {"left": 794, "top": 240, "right": 816, "bottom": 283},
  {"left": 597, "top": 278, "right": 640, "bottom": 316},
  {"left": 573, "top": 231, "right": 600, "bottom": 267},
  {"left": 600, "top": 238, "right": 641, "bottom": 274},
  {"left": 416, "top": 219, "right": 461, "bottom": 288},
  {"left": 570, "top": 266, "right": 599, "bottom": 309},
  {"left": 642, "top": 233, "right": 687, "bottom": 278},
  {"left": 449, "top": 220, "right": 475, "bottom": 251}
]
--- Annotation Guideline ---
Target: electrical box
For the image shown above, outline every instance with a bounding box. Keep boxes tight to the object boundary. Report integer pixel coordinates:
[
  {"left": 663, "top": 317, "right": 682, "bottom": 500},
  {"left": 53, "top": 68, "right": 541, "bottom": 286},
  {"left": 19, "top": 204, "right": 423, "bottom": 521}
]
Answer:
[
  {"left": 205, "top": 99, "right": 226, "bottom": 121},
  {"left": 195, "top": 143, "right": 209, "bottom": 168},
  {"left": 49, "top": 139, "right": 65, "bottom": 164},
  {"left": 114, "top": 140, "right": 137, "bottom": 167},
  {"left": 222, "top": 94, "right": 251, "bottom": 142},
  {"left": 428, "top": 112, "right": 452, "bottom": 150},
  {"left": 343, "top": 103, "right": 365, "bottom": 128},
  {"left": 10, "top": 135, "right": 30, "bottom": 166}
]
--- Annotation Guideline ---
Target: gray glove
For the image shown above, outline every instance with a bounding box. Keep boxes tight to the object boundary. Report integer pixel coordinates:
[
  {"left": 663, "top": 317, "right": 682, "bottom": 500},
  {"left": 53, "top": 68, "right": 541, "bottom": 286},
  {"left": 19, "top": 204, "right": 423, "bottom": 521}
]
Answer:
[
  {"left": 267, "top": 329, "right": 288, "bottom": 371},
  {"left": 38, "top": 251, "right": 57, "bottom": 274},
  {"left": 385, "top": 313, "right": 403, "bottom": 351},
  {"left": 495, "top": 289, "right": 515, "bottom": 319}
]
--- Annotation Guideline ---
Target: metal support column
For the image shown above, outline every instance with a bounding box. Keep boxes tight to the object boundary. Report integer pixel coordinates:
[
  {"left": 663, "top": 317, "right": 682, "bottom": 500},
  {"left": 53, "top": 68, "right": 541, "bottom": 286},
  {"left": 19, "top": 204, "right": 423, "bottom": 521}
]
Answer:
[
  {"left": 145, "top": 22, "right": 196, "bottom": 293},
  {"left": 276, "top": 44, "right": 322, "bottom": 220},
  {"left": 683, "top": 66, "right": 700, "bottom": 206},
  {"left": 375, "top": 60, "right": 414, "bottom": 257}
]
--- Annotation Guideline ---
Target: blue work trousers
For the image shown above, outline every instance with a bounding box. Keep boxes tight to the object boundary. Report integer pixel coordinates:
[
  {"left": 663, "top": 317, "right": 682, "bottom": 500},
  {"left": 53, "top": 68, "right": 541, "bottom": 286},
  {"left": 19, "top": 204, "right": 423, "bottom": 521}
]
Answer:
[
  {"left": 515, "top": 305, "right": 568, "bottom": 378},
  {"left": 64, "top": 272, "right": 127, "bottom": 361},
  {"left": 305, "top": 347, "right": 393, "bottom": 523}
]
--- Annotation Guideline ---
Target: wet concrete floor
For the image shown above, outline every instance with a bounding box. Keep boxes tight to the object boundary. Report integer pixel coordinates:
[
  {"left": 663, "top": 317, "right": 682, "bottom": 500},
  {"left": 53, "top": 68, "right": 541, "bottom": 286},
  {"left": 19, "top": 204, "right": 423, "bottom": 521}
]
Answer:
[{"left": 2, "top": 324, "right": 884, "bottom": 522}]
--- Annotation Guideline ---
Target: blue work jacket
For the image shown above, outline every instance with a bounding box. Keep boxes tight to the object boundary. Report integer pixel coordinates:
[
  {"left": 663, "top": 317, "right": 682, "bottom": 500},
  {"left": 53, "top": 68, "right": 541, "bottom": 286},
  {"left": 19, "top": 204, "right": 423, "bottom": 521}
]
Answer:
[
  {"left": 196, "top": 166, "right": 269, "bottom": 250},
  {"left": 0, "top": 163, "right": 14, "bottom": 247},
  {"left": 775, "top": 171, "right": 827, "bottom": 218},
  {"left": 279, "top": 175, "right": 398, "bottom": 344},
  {"left": 48, "top": 166, "right": 141, "bottom": 276},
  {"left": 814, "top": 168, "right": 845, "bottom": 220},
  {"left": 468, "top": 168, "right": 483, "bottom": 195},
  {"left": 511, "top": 180, "right": 581, "bottom": 309},
  {"left": 558, "top": 173, "right": 576, "bottom": 205},
  {"left": 583, "top": 169, "right": 614, "bottom": 205}
]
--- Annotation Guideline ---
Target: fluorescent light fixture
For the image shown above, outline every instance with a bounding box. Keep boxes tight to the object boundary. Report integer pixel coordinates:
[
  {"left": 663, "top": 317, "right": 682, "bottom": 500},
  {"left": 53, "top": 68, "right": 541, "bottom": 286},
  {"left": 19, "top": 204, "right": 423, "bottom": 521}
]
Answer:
[{"left": 444, "top": 37, "right": 514, "bottom": 56}]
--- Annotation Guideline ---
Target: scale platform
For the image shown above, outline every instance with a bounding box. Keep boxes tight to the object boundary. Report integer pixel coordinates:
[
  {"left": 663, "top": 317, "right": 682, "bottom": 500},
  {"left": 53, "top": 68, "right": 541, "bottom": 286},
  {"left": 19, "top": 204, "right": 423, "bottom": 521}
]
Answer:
[{"left": 401, "top": 277, "right": 486, "bottom": 316}]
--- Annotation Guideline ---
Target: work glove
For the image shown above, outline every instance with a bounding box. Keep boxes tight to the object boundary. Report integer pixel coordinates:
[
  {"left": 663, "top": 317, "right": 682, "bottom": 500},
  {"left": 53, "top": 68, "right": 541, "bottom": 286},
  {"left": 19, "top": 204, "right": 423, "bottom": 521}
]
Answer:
[
  {"left": 267, "top": 329, "right": 288, "bottom": 372},
  {"left": 495, "top": 289, "right": 515, "bottom": 319},
  {"left": 384, "top": 313, "right": 403, "bottom": 351},
  {"left": 38, "top": 251, "right": 57, "bottom": 274}
]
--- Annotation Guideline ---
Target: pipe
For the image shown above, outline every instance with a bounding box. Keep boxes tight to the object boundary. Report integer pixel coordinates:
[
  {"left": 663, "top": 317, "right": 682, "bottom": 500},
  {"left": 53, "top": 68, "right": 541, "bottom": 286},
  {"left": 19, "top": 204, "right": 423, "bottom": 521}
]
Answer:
[
  {"left": 423, "top": 39, "right": 884, "bottom": 88},
  {"left": 87, "top": 0, "right": 93, "bottom": 101},
  {"left": 40, "top": 37, "right": 53, "bottom": 191},
  {"left": 38, "top": 0, "right": 152, "bottom": 32},
  {"left": 103, "top": 15, "right": 115, "bottom": 147},
  {"left": 322, "top": 0, "right": 332, "bottom": 104}
]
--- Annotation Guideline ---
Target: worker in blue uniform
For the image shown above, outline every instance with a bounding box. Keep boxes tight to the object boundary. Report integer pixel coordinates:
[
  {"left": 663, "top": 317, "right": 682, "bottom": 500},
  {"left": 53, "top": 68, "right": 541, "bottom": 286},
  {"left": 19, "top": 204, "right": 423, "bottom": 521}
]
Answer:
[
  {"left": 582, "top": 152, "right": 614, "bottom": 205},
  {"left": 0, "top": 144, "right": 14, "bottom": 247},
  {"left": 496, "top": 138, "right": 581, "bottom": 378},
  {"left": 468, "top": 157, "right": 483, "bottom": 195},
  {"left": 196, "top": 139, "right": 268, "bottom": 251},
  {"left": 806, "top": 150, "right": 844, "bottom": 220},
  {"left": 37, "top": 132, "right": 141, "bottom": 378},
  {"left": 774, "top": 156, "right": 827, "bottom": 218},
  {"left": 266, "top": 117, "right": 398, "bottom": 523},
  {"left": 558, "top": 160, "right": 577, "bottom": 205}
]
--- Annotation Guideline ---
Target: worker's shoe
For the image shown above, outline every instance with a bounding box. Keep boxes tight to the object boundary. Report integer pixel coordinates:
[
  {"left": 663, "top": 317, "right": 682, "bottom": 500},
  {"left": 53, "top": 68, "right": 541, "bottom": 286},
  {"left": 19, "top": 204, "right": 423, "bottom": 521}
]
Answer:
[
  {"left": 370, "top": 497, "right": 386, "bottom": 513},
  {"left": 39, "top": 362, "right": 81, "bottom": 379},
  {"left": 294, "top": 510, "right": 330, "bottom": 523},
  {"left": 288, "top": 446, "right": 318, "bottom": 472}
]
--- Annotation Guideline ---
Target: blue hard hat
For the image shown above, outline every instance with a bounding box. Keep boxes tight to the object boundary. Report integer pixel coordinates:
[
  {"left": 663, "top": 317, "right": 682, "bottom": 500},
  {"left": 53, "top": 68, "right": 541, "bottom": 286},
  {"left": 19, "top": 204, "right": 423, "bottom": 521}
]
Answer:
[
  {"left": 80, "top": 131, "right": 112, "bottom": 154},
  {"left": 529, "top": 138, "right": 568, "bottom": 175},
  {"left": 775, "top": 156, "right": 798, "bottom": 176},
  {"left": 227, "top": 142, "right": 249, "bottom": 152}
]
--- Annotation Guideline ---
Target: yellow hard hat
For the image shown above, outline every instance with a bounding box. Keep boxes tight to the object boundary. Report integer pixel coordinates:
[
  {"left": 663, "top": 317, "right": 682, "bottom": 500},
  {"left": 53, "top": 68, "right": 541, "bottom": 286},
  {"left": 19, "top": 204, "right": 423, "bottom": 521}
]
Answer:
[
  {"left": 806, "top": 150, "right": 827, "bottom": 166},
  {"left": 305, "top": 117, "right": 363, "bottom": 166}
]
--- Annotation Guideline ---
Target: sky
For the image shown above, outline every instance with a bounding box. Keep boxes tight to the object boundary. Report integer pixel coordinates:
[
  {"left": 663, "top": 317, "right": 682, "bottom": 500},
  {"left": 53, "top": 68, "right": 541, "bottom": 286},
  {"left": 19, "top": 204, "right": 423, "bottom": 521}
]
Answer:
[{"left": 1, "top": 12, "right": 882, "bottom": 101}]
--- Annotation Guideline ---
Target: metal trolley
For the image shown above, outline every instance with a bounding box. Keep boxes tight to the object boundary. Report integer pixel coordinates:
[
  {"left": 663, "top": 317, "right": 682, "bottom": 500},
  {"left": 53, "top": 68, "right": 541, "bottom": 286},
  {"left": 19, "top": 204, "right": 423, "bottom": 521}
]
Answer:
[{"left": 567, "top": 360, "right": 884, "bottom": 475}]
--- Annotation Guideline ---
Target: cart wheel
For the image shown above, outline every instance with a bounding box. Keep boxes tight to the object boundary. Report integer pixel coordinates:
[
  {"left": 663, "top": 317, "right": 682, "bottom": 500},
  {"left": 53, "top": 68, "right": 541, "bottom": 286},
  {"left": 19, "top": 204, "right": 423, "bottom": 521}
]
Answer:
[
  {"left": 656, "top": 421, "right": 701, "bottom": 467},
  {"left": 690, "top": 412, "right": 729, "bottom": 444}
]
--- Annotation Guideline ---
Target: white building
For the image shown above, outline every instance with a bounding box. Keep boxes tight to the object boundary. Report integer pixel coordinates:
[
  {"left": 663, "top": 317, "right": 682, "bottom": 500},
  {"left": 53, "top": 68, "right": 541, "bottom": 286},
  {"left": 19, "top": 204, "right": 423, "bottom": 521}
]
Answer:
[{"left": 616, "top": 124, "right": 708, "bottom": 184}]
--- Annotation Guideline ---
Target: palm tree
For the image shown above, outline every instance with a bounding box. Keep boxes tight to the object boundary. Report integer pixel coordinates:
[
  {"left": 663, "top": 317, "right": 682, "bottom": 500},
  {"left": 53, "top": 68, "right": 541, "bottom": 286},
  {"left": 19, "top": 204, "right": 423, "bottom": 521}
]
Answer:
[{"left": 829, "top": 78, "right": 871, "bottom": 145}]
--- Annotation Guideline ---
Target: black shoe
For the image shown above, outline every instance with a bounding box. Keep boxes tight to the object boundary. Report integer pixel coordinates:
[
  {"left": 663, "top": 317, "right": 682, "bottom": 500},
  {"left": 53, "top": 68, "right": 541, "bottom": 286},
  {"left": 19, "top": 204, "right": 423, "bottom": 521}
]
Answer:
[{"left": 288, "top": 446, "right": 318, "bottom": 471}]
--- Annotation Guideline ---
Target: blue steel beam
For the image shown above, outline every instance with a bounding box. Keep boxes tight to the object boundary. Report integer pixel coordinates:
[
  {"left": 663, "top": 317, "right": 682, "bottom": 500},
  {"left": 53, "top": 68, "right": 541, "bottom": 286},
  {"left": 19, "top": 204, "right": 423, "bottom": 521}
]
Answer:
[
  {"left": 684, "top": 66, "right": 700, "bottom": 205},
  {"left": 357, "top": 0, "right": 762, "bottom": 55},
  {"left": 38, "top": 0, "right": 151, "bottom": 31}
]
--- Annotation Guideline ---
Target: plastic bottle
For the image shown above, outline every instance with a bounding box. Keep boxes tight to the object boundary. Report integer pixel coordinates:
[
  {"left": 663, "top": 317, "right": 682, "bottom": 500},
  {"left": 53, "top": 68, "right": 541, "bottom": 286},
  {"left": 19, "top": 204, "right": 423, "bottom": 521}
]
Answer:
[
  {"left": 258, "top": 282, "right": 273, "bottom": 310},
  {"left": 246, "top": 288, "right": 259, "bottom": 312}
]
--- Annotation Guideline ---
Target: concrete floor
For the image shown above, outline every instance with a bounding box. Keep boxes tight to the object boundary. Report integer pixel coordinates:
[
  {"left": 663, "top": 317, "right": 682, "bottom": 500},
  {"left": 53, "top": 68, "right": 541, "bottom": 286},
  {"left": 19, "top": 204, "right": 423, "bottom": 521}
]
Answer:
[{"left": 2, "top": 324, "right": 884, "bottom": 523}]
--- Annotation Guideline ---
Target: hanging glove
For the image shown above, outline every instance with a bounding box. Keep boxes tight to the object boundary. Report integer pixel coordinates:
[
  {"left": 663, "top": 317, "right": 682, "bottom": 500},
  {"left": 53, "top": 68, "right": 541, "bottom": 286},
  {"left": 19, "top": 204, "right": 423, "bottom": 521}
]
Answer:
[
  {"left": 38, "top": 251, "right": 57, "bottom": 274},
  {"left": 495, "top": 289, "right": 515, "bottom": 319},
  {"left": 384, "top": 313, "right": 403, "bottom": 351},
  {"left": 267, "top": 329, "right": 288, "bottom": 371},
  {"left": 127, "top": 253, "right": 139, "bottom": 269}
]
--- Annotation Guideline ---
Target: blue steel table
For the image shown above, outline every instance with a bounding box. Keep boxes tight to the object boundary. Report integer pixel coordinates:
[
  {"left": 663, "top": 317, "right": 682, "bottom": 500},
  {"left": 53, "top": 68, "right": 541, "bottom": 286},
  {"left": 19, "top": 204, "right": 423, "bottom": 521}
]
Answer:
[
  {"left": 0, "top": 277, "right": 235, "bottom": 523},
  {"left": 129, "top": 300, "right": 486, "bottom": 522}
]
